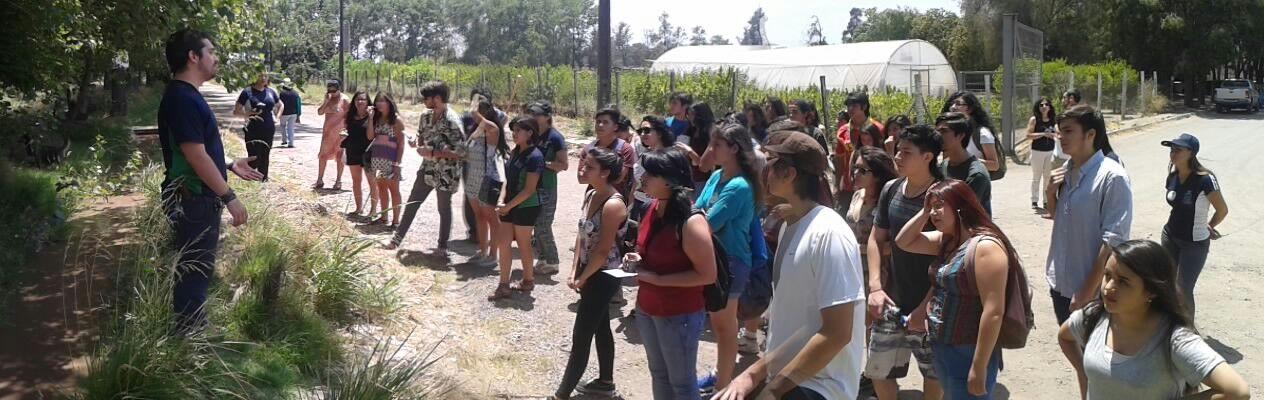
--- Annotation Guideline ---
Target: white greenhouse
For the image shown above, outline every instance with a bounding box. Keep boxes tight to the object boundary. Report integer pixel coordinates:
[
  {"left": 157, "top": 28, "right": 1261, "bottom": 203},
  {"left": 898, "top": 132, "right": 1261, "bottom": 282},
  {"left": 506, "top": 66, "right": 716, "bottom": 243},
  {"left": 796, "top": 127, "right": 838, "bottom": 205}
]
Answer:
[{"left": 650, "top": 40, "right": 958, "bottom": 95}]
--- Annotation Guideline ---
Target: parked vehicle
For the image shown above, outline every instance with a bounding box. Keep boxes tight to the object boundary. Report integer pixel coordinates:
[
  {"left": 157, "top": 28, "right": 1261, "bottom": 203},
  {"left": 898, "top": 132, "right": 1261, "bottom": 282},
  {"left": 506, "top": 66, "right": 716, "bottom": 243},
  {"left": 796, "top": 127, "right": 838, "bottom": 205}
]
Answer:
[{"left": 1213, "top": 79, "right": 1258, "bottom": 113}]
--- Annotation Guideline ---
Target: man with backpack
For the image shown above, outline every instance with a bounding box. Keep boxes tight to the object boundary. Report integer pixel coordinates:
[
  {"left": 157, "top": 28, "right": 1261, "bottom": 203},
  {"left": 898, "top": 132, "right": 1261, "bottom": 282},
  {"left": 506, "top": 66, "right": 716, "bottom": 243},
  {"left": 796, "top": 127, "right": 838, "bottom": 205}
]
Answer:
[
  {"left": 865, "top": 125, "right": 944, "bottom": 400},
  {"left": 936, "top": 112, "right": 992, "bottom": 214},
  {"left": 714, "top": 131, "right": 866, "bottom": 400}
]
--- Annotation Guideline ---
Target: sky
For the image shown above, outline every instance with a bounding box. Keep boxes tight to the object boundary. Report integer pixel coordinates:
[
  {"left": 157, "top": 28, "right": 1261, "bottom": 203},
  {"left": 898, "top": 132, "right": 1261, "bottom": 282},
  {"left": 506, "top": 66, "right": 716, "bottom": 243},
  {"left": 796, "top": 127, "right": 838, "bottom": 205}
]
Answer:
[{"left": 611, "top": 0, "right": 961, "bottom": 47}]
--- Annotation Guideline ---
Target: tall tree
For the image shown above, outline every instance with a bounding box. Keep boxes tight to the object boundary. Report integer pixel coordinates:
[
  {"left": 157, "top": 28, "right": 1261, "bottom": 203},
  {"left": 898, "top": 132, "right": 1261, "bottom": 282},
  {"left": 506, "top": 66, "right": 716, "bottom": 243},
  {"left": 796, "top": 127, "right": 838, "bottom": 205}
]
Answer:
[
  {"left": 709, "top": 35, "right": 732, "bottom": 45},
  {"left": 643, "top": 12, "right": 684, "bottom": 56},
  {"left": 851, "top": 7, "right": 916, "bottom": 43},
  {"left": 690, "top": 26, "right": 708, "bottom": 46},
  {"left": 806, "top": 16, "right": 828, "bottom": 46},
  {"left": 613, "top": 22, "right": 633, "bottom": 66},
  {"left": 740, "top": 8, "right": 768, "bottom": 45},
  {"left": 840, "top": 8, "right": 865, "bottom": 43}
]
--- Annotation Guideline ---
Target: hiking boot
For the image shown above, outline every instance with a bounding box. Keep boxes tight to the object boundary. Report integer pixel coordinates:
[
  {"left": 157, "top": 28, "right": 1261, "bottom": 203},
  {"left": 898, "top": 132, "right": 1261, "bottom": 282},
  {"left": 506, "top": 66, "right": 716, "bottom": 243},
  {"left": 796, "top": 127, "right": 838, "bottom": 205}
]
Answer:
[{"left": 575, "top": 379, "right": 617, "bottom": 396}]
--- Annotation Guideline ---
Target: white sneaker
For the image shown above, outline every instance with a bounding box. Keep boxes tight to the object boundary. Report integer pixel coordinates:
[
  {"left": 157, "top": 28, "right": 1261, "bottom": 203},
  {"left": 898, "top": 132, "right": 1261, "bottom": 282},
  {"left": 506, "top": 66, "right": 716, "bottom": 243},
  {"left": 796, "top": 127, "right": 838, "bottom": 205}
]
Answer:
[{"left": 536, "top": 263, "right": 560, "bottom": 275}]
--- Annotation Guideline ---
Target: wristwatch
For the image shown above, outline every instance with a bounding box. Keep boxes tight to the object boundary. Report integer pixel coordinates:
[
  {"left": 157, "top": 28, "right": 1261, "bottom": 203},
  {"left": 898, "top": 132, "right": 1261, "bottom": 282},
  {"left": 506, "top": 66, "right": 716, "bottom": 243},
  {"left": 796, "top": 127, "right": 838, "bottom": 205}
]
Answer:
[{"left": 218, "top": 189, "right": 237, "bottom": 205}]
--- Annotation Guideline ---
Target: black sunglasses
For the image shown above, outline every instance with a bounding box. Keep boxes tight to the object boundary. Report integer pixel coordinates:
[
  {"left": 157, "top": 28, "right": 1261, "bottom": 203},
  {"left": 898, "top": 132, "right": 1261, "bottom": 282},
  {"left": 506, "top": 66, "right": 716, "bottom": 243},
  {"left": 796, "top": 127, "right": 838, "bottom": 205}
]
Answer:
[{"left": 637, "top": 128, "right": 653, "bottom": 135}]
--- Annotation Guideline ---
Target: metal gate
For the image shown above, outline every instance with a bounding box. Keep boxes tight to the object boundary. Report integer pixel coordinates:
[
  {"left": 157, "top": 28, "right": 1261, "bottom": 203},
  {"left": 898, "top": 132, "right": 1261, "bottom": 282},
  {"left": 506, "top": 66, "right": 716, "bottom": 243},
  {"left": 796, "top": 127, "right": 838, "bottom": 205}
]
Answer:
[{"left": 1002, "top": 14, "right": 1044, "bottom": 161}]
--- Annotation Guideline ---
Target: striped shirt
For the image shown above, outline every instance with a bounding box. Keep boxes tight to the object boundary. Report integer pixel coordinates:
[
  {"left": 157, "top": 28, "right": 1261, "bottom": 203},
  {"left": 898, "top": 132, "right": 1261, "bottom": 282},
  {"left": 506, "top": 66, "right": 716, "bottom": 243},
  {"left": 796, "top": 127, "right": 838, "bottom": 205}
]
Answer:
[{"left": 928, "top": 237, "right": 983, "bottom": 345}]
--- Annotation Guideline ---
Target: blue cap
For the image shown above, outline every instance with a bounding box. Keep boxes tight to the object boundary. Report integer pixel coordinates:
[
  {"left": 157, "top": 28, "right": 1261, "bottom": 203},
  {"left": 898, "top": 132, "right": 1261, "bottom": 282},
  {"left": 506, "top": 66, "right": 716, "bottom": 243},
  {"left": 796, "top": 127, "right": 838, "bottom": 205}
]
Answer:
[{"left": 1161, "top": 133, "right": 1200, "bottom": 155}]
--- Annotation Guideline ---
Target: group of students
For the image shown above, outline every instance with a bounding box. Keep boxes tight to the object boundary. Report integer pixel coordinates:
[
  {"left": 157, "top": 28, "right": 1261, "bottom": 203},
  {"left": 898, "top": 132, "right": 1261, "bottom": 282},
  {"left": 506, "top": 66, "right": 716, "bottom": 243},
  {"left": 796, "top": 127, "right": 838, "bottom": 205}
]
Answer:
[{"left": 159, "top": 27, "right": 1248, "bottom": 400}]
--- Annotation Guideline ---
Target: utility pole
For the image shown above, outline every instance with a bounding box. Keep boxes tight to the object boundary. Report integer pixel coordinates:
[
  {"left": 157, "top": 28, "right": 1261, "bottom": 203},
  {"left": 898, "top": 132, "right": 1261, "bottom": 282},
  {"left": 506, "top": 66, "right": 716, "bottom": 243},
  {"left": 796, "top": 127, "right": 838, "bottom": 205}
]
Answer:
[
  {"left": 339, "top": 0, "right": 346, "bottom": 85},
  {"left": 596, "top": 0, "right": 611, "bottom": 108}
]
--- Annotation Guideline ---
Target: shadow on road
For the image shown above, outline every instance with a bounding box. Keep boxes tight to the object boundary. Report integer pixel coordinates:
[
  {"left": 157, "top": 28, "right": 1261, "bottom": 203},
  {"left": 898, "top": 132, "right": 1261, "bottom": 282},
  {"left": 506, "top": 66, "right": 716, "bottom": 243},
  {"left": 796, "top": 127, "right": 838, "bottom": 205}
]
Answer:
[
  {"left": 1205, "top": 337, "right": 1245, "bottom": 364},
  {"left": 1194, "top": 109, "right": 1264, "bottom": 121}
]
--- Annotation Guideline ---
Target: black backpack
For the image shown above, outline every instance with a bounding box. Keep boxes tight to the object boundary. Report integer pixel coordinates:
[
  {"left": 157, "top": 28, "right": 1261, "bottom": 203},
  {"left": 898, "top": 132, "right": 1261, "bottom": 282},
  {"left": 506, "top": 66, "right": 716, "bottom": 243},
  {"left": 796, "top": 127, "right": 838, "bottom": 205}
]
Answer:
[{"left": 683, "top": 210, "right": 732, "bottom": 312}]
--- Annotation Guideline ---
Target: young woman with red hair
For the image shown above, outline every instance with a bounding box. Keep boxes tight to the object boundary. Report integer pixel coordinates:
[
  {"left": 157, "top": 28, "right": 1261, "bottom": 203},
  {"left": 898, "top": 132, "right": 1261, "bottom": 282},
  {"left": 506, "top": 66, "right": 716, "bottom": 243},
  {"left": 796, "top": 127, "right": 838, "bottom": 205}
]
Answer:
[{"left": 895, "top": 180, "right": 1020, "bottom": 399}]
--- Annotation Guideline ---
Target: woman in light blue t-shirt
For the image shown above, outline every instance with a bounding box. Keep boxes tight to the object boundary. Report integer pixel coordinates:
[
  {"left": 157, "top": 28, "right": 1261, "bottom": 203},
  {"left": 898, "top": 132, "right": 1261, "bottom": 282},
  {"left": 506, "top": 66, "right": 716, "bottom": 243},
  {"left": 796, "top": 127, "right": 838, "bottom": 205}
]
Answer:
[
  {"left": 693, "top": 122, "right": 761, "bottom": 393},
  {"left": 1057, "top": 240, "right": 1248, "bottom": 400}
]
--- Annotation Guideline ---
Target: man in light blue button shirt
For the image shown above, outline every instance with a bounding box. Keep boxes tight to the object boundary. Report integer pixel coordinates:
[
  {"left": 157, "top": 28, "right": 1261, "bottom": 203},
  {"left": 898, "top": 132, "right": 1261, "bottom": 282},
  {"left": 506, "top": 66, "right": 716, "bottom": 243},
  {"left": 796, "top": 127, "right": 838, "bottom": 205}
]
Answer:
[{"left": 1046, "top": 105, "right": 1132, "bottom": 324}]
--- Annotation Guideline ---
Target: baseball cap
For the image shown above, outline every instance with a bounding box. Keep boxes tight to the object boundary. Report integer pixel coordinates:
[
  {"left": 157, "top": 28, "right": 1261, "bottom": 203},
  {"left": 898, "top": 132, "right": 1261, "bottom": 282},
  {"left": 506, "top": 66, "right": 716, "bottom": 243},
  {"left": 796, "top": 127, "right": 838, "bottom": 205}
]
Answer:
[
  {"left": 526, "top": 100, "right": 553, "bottom": 116},
  {"left": 281, "top": 78, "right": 293, "bottom": 88},
  {"left": 763, "top": 131, "right": 828, "bottom": 175},
  {"left": 326, "top": 79, "right": 341, "bottom": 90},
  {"left": 1161, "top": 133, "right": 1200, "bottom": 154},
  {"left": 617, "top": 115, "right": 633, "bottom": 131}
]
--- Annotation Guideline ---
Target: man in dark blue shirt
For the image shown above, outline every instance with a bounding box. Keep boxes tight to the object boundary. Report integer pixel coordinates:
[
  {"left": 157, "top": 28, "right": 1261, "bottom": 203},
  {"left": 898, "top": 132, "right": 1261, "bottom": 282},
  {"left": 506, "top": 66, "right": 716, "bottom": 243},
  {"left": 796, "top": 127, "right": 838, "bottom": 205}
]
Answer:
[
  {"left": 278, "top": 79, "right": 302, "bottom": 148},
  {"left": 159, "top": 29, "right": 263, "bottom": 334}
]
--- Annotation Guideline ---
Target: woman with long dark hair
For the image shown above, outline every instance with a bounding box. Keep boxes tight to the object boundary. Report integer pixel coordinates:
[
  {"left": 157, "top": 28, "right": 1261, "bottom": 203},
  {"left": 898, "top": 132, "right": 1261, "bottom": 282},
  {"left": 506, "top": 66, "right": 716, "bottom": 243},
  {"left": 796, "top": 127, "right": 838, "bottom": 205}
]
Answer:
[
  {"left": 790, "top": 99, "right": 830, "bottom": 155},
  {"left": 883, "top": 115, "right": 911, "bottom": 157},
  {"left": 367, "top": 92, "right": 405, "bottom": 226},
  {"left": 624, "top": 147, "right": 717, "bottom": 399},
  {"left": 632, "top": 116, "right": 676, "bottom": 222},
  {"left": 342, "top": 91, "right": 378, "bottom": 217},
  {"left": 896, "top": 180, "right": 1021, "bottom": 400},
  {"left": 1058, "top": 240, "right": 1248, "bottom": 399},
  {"left": 943, "top": 91, "right": 1000, "bottom": 172},
  {"left": 693, "top": 124, "right": 762, "bottom": 394},
  {"left": 489, "top": 116, "right": 546, "bottom": 300},
  {"left": 1026, "top": 98, "right": 1057, "bottom": 209},
  {"left": 764, "top": 96, "right": 789, "bottom": 122},
  {"left": 552, "top": 147, "right": 629, "bottom": 399},
  {"left": 846, "top": 146, "right": 898, "bottom": 282},
  {"left": 1160, "top": 133, "right": 1228, "bottom": 319},
  {"left": 679, "top": 102, "right": 717, "bottom": 187},
  {"left": 464, "top": 95, "right": 508, "bottom": 265},
  {"left": 743, "top": 103, "right": 769, "bottom": 143}
]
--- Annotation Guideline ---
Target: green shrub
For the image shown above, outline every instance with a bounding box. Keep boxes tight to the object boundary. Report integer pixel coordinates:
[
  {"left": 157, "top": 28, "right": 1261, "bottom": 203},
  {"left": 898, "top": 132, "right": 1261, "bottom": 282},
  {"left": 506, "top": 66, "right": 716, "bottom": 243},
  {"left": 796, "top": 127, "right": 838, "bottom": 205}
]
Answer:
[
  {"left": 308, "top": 335, "right": 450, "bottom": 400},
  {"left": 0, "top": 163, "right": 68, "bottom": 324}
]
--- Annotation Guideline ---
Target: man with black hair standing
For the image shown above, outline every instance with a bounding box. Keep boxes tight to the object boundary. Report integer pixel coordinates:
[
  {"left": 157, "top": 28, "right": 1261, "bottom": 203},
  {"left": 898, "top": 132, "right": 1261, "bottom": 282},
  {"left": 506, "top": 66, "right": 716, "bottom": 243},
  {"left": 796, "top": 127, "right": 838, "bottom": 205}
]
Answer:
[
  {"left": 277, "top": 79, "right": 301, "bottom": 148},
  {"left": 529, "top": 101, "right": 568, "bottom": 275},
  {"left": 387, "top": 80, "right": 466, "bottom": 252},
  {"left": 159, "top": 28, "right": 264, "bottom": 334},
  {"left": 833, "top": 92, "right": 884, "bottom": 210},
  {"left": 935, "top": 112, "right": 992, "bottom": 213}
]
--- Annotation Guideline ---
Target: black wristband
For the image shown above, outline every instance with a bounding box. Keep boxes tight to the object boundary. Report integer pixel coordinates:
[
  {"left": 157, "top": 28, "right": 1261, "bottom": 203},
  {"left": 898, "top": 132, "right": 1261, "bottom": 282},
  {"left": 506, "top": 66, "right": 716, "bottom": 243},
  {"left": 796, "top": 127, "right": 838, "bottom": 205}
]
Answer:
[{"left": 218, "top": 189, "right": 237, "bottom": 205}]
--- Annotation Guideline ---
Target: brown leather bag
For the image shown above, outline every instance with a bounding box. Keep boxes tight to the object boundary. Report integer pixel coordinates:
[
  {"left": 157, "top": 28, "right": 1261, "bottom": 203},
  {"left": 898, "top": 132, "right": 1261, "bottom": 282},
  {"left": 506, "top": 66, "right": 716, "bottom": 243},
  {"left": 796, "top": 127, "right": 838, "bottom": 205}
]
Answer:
[{"left": 965, "top": 236, "right": 1034, "bottom": 349}]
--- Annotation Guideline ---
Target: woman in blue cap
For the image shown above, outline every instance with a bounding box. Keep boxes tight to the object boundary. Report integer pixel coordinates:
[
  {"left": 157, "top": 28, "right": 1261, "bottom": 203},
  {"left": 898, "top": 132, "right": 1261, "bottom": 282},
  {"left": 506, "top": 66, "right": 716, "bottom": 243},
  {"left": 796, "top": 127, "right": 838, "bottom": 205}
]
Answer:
[{"left": 1160, "top": 133, "right": 1229, "bottom": 319}]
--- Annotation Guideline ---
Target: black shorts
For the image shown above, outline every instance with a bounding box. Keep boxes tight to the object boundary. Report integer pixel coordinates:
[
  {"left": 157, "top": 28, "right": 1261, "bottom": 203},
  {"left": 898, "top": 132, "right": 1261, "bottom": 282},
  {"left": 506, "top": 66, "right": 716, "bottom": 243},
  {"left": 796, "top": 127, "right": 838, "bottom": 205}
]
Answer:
[
  {"left": 499, "top": 205, "right": 541, "bottom": 226},
  {"left": 344, "top": 143, "right": 368, "bottom": 166}
]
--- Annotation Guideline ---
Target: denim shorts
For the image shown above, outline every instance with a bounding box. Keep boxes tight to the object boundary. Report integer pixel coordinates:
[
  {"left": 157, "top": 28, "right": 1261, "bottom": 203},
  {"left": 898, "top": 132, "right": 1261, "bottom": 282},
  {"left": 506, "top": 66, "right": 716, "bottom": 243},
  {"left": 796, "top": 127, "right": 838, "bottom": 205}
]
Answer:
[{"left": 727, "top": 256, "right": 751, "bottom": 301}]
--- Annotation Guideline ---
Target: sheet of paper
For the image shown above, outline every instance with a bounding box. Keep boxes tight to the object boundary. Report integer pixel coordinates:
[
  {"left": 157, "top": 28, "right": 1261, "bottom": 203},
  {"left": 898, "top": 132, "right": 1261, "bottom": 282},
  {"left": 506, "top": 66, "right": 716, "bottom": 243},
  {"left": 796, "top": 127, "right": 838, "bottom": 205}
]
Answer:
[{"left": 603, "top": 269, "right": 638, "bottom": 278}]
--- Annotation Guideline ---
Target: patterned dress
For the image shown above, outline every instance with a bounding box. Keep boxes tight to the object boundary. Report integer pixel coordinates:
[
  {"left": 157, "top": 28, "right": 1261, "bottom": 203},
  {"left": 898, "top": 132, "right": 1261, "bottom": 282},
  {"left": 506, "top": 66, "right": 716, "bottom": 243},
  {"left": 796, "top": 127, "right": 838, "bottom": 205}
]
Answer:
[{"left": 463, "top": 122, "right": 500, "bottom": 203}]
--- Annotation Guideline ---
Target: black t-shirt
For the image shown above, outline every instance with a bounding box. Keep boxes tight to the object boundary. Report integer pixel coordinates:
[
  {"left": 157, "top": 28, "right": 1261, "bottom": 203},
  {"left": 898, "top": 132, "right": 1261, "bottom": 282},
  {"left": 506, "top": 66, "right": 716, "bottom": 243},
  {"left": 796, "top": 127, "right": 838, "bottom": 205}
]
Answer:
[
  {"left": 1164, "top": 172, "right": 1220, "bottom": 241},
  {"left": 874, "top": 178, "right": 938, "bottom": 315},
  {"left": 236, "top": 87, "right": 279, "bottom": 128},
  {"left": 505, "top": 146, "right": 545, "bottom": 208},
  {"left": 1033, "top": 118, "right": 1056, "bottom": 151},
  {"left": 279, "top": 88, "right": 301, "bottom": 116},
  {"left": 942, "top": 155, "right": 992, "bottom": 213},
  {"left": 343, "top": 115, "right": 370, "bottom": 149},
  {"left": 159, "top": 80, "right": 226, "bottom": 196}
]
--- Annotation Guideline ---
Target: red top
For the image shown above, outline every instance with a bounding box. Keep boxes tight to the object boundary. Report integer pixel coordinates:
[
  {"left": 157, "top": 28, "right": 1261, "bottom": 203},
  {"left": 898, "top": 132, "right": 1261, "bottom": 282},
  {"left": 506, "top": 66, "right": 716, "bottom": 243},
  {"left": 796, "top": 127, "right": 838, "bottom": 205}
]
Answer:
[{"left": 636, "top": 200, "right": 705, "bottom": 317}]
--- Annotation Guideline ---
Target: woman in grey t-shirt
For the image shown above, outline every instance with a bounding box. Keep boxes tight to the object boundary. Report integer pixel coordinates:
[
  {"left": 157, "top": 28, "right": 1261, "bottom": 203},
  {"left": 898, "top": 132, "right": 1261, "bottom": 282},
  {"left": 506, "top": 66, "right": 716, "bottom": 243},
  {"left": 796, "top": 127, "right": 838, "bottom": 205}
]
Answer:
[{"left": 1057, "top": 240, "right": 1249, "bottom": 399}]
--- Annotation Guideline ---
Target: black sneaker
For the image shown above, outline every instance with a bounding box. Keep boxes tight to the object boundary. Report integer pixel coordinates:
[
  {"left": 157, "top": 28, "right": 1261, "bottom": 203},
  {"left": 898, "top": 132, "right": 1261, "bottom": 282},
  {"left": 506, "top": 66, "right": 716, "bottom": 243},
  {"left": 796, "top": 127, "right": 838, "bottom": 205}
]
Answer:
[
  {"left": 1032, "top": 202, "right": 1039, "bottom": 209},
  {"left": 575, "top": 379, "right": 616, "bottom": 396}
]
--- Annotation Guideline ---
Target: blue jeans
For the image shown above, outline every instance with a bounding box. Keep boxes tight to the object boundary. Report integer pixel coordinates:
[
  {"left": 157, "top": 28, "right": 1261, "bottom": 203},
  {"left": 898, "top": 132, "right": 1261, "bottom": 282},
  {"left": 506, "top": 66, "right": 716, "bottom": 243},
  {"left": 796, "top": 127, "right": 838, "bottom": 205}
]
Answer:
[
  {"left": 1162, "top": 231, "right": 1210, "bottom": 317},
  {"left": 636, "top": 309, "right": 705, "bottom": 400},
  {"left": 931, "top": 343, "right": 1000, "bottom": 400},
  {"left": 532, "top": 184, "right": 559, "bottom": 264},
  {"left": 164, "top": 190, "right": 223, "bottom": 333},
  {"left": 280, "top": 114, "right": 297, "bottom": 144}
]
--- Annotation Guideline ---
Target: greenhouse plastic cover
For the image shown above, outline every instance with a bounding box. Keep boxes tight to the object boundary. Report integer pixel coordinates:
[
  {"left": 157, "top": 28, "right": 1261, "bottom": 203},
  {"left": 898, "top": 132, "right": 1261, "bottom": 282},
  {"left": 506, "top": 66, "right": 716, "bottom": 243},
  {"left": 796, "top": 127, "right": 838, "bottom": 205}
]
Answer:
[{"left": 651, "top": 40, "right": 958, "bottom": 95}]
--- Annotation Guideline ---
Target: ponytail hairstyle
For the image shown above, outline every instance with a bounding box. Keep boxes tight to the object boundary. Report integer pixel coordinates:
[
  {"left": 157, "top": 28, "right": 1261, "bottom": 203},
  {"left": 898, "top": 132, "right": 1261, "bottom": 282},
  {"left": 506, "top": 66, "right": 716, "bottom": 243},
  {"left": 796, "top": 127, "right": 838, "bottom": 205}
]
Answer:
[
  {"left": 509, "top": 115, "right": 541, "bottom": 151},
  {"left": 639, "top": 147, "right": 696, "bottom": 231},
  {"left": 586, "top": 146, "right": 623, "bottom": 184},
  {"left": 711, "top": 123, "right": 764, "bottom": 206}
]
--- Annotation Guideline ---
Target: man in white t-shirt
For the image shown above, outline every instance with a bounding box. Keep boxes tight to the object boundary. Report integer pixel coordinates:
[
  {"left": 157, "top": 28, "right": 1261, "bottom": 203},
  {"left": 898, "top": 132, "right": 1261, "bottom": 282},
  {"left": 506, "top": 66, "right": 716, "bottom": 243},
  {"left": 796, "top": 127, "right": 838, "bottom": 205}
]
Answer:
[{"left": 714, "top": 131, "right": 866, "bottom": 400}]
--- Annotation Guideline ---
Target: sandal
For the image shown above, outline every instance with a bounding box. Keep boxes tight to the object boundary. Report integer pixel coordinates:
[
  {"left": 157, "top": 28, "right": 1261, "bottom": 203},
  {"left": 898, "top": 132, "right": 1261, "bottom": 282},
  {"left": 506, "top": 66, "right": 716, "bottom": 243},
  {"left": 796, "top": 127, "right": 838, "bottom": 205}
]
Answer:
[
  {"left": 332, "top": 181, "right": 342, "bottom": 191},
  {"left": 487, "top": 282, "right": 512, "bottom": 301},
  {"left": 511, "top": 279, "right": 535, "bottom": 293},
  {"left": 312, "top": 180, "right": 324, "bottom": 190}
]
